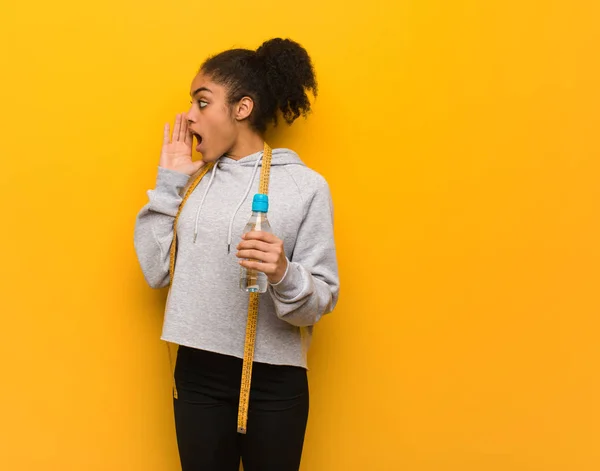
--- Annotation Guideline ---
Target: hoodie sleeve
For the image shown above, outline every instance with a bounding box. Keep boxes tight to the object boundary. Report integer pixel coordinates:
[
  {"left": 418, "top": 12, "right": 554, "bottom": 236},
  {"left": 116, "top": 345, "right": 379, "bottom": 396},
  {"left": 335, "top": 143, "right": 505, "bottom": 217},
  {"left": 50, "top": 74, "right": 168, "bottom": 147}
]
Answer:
[
  {"left": 134, "top": 167, "right": 191, "bottom": 289},
  {"left": 268, "top": 177, "right": 340, "bottom": 327}
]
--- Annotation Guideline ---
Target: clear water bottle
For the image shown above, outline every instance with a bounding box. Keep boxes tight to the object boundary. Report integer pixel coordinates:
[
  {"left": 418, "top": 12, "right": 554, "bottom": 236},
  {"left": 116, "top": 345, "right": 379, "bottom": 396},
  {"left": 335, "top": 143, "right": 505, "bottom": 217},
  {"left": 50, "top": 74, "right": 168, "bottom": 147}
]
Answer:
[{"left": 240, "top": 194, "right": 272, "bottom": 293}]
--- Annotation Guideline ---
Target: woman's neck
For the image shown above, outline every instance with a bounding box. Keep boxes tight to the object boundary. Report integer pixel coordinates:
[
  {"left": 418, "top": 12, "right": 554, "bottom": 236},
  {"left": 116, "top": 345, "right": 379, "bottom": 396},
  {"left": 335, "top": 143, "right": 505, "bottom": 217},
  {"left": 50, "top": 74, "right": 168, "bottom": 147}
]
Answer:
[{"left": 224, "top": 130, "right": 265, "bottom": 161}]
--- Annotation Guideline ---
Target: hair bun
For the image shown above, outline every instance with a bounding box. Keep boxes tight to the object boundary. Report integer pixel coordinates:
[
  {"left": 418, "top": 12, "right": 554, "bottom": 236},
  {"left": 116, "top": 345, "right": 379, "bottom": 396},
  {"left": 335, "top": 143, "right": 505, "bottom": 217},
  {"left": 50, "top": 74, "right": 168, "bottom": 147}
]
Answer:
[{"left": 255, "top": 38, "right": 317, "bottom": 124}]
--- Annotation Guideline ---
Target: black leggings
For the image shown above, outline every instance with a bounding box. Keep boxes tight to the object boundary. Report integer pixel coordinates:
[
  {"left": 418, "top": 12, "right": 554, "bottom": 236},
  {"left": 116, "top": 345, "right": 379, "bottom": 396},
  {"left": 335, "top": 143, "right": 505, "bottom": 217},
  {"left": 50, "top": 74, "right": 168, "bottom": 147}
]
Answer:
[{"left": 173, "top": 346, "right": 309, "bottom": 471}]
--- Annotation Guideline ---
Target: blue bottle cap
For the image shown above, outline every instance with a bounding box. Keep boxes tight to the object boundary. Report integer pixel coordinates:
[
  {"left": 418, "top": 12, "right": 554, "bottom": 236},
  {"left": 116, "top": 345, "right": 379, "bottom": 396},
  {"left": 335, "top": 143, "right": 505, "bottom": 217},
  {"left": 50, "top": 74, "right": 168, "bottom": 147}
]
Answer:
[{"left": 252, "top": 194, "right": 269, "bottom": 212}]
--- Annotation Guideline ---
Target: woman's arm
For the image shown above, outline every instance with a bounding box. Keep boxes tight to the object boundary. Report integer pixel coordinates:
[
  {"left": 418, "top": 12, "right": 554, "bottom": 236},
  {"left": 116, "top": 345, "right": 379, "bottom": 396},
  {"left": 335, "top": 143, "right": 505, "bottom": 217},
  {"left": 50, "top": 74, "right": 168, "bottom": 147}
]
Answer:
[
  {"left": 236, "top": 176, "right": 340, "bottom": 326},
  {"left": 267, "top": 177, "right": 339, "bottom": 326},
  {"left": 134, "top": 167, "right": 190, "bottom": 289}
]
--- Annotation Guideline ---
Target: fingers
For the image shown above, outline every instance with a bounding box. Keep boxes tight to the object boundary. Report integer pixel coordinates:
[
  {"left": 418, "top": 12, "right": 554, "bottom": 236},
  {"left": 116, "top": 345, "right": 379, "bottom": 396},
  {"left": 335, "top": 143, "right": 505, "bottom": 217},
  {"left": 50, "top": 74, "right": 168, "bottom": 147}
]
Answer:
[
  {"left": 172, "top": 114, "right": 181, "bottom": 142},
  {"left": 236, "top": 239, "right": 271, "bottom": 253},
  {"left": 166, "top": 114, "right": 191, "bottom": 144},
  {"left": 184, "top": 115, "right": 193, "bottom": 146},
  {"left": 237, "top": 234, "right": 287, "bottom": 284},
  {"left": 181, "top": 114, "right": 189, "bottom": 142},
  {"left": 163, "top": 123, "right": 170, "bottom": 146},
  {"left": 241, "top": 231, "right": 279, "bottom": 244},
  {"left": 239, "top": 259, "right": 276, "bottom": 275},
  {"left": 236, "top": 249, "right": 277, "bottom": 263}
]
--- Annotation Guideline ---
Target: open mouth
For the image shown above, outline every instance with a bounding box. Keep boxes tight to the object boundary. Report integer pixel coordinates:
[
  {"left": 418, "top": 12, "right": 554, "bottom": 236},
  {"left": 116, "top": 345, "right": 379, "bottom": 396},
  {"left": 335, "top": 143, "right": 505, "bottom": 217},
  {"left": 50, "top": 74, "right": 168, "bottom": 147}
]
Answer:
[{"left": 190, "top": 129, "right": 203, "bottom": 150}]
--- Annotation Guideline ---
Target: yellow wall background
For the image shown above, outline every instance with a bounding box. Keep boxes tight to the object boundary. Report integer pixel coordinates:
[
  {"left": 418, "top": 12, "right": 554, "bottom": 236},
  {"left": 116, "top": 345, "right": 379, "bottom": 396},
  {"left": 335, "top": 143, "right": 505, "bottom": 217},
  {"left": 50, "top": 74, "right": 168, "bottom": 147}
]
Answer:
[{"left": 1, "top": 1, "right": 598, "bottom": 469}]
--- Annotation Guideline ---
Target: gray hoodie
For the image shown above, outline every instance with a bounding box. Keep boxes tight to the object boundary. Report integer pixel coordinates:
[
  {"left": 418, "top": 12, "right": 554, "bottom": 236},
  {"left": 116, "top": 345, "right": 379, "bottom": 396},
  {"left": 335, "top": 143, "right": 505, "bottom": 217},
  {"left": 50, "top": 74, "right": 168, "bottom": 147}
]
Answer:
[{"left": 134, "top": 148, "right": 339, "bottom": 368}]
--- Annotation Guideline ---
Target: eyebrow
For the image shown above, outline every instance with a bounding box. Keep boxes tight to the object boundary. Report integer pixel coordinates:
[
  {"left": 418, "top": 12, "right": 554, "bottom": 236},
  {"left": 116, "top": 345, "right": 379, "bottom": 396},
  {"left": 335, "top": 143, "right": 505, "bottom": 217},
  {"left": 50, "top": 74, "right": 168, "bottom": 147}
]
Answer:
[{"left": 191, "top": 87, "right": 213, "bottom": 96}]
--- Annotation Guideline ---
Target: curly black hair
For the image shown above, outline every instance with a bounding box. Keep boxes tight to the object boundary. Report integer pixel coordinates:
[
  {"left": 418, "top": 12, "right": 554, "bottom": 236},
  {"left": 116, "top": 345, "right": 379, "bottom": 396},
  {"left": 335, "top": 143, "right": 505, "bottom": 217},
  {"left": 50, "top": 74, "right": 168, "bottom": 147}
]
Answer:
[{"left": 200, "top": 38, "right": 318, "bottom": 134}]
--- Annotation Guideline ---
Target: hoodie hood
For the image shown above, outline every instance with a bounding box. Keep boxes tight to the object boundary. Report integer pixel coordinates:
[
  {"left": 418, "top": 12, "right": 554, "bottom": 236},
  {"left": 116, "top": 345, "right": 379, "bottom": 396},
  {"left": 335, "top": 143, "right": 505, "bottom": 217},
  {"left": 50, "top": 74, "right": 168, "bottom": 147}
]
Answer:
[{"left": 218, "top": 147, "right": 306, "bottom": 167}]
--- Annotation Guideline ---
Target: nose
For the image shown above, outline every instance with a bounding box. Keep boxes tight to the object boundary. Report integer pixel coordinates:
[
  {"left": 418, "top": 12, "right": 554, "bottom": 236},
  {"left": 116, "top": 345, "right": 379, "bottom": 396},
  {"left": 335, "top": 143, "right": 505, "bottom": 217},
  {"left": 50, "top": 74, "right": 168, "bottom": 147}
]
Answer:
[{"left": 186, "top": 105, "right": 197, "bottom": 122}]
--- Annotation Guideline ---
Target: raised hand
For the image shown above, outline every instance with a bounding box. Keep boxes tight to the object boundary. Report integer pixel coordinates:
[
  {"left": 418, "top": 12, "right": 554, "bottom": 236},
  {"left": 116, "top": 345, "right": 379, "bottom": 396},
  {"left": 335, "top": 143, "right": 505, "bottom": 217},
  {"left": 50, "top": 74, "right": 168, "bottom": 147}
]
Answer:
[{"left": 159, "top": 113, "right": 205, "bottom": 176}]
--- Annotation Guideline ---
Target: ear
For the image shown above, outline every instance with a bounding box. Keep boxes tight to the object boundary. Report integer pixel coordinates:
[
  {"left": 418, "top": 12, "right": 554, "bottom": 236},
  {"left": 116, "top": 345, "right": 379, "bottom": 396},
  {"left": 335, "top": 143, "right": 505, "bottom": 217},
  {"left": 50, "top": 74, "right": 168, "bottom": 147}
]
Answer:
[{"left": 234, "top": 96, "right": 254, "bottom": 121}]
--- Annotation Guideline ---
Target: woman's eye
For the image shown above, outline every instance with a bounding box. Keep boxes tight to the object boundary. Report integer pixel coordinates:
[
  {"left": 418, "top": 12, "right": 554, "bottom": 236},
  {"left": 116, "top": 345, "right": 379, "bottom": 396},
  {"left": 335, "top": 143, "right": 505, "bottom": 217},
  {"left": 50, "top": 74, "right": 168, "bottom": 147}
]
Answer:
[{"left": 189, "top": 100, "right": 207, "bottom": 109}]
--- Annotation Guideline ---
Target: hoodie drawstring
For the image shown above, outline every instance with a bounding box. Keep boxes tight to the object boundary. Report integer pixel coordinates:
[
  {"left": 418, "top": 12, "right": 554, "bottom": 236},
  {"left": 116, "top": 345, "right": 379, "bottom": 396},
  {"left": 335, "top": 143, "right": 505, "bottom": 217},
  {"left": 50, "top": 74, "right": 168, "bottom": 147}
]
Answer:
[
  {"left": 227, "top": 154, "right": 262, "bottom": 253},
  {"left": 193, "top": 162, "right": 219, "bottom": 243},
  {"left": 192, "top": 152, "right": 263, "bottom": 252}
]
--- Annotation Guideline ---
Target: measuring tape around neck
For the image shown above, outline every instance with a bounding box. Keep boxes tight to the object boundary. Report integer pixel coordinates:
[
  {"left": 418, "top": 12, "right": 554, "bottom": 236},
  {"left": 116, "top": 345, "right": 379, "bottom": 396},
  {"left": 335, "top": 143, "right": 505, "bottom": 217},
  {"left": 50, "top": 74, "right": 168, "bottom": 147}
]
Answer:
[{"left": 166, "top": 142, "right": 273, "bottom": 434}]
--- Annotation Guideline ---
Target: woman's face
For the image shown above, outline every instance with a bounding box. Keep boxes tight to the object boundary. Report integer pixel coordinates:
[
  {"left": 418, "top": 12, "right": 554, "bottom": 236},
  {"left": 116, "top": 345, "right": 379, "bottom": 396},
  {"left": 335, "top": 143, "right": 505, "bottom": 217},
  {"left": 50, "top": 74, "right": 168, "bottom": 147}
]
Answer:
[{"left": 187, "top": 73, "right": 238, "bottom": 163}]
